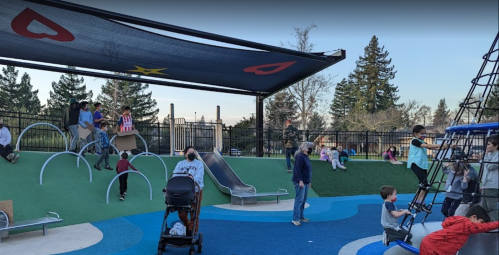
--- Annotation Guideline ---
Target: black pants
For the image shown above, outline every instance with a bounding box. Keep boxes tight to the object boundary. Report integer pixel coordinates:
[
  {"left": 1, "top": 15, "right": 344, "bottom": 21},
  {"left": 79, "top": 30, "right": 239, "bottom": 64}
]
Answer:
[
  {"left": 441, "top": 197, "right": 461, "bottom": 218},
  {"left": 119, "top": 173, "right": 128, "bottom": 196},
  {"left": 410, "top": 163, "right": 429, "bottom": 187},
  {"left": 384, "top": 227, "right": 412, "bottom": 242},
  {"left": 0, "top": 144, "right": 14, "bottom": 161}
]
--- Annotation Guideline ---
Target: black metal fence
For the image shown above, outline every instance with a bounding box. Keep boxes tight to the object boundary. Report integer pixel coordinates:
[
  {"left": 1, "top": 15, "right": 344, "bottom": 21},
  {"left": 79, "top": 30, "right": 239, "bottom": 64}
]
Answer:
[
  {"left": 5, "top": 110, "right": 488, "bottom": 160},
  {"left": 221, "top": 126, "right": 441, "bottom": 160},
  {"left": 0, "top": 111, "right": 171, "bottom": 154}
]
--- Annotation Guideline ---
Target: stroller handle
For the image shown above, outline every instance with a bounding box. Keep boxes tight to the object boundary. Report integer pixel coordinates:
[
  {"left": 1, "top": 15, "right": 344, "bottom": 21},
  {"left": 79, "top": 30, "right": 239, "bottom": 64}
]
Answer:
[{"left": 162, "top": 173, "right": 202, "bottom": 196}]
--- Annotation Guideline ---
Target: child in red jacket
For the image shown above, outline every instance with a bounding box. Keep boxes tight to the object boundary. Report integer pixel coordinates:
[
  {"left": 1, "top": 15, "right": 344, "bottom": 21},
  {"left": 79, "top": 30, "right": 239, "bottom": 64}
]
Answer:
[
  {"left": 419, "top": 205, "right": 499, "bottom": 255},
  {"left": 116, "top": 153, "right": 139, "bottom": 201}
]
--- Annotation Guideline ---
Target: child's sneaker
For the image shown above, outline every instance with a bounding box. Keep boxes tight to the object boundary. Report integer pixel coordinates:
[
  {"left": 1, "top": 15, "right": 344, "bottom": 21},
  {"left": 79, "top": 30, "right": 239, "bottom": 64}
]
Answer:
[
  {"left": 300, "top": 218, "right": 310, "bottom": 222},
  {"left": 382, "top": 231, "right": 389, "bottom": 246},
  {"left": 419, "top": 204, "right": 432, "bottom": 213},
  {"left": 291, "top": 220, "right": 301, "bottom": 226},
  {"left": 120, "top": 196, "right": 124, "bottom": 201},
  {"left": 6, "top": 153, "right": 14, "bottom": 161},
  {"left": 11, "top": 154, "right": 20, "bottom": 164},
  {"left": 105, "top": 166, "right": 113, "bottom": 170},
  {"left": 94, "top": 164, "right": 102, "bottom": 171},
  {"left": 333, "top": 168, "right": 338, "bottom": 172}
]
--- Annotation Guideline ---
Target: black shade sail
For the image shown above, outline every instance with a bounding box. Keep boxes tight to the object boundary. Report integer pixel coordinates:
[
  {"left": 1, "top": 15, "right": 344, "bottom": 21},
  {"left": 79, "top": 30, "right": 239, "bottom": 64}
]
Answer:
[{"left": 0, "top": 0, "right": 345, "bottom": 97}]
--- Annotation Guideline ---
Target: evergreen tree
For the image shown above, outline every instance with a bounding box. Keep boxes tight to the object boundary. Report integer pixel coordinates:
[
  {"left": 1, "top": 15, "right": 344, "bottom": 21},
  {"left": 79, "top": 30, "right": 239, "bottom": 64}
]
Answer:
[
  {"left": 47, "top": 67, "right": 93, "bottom": 115},
  {"left": 483, "top": 81, "right": 498, "bottom": 119},
  {"left": 17, "top": 73, "right": 42, "bottom": 113},
  {"left": 433, "top": 98, "right": 451, "bottom": 127},
  {"left": 265, "top": 91, "right": 297, "bottom": 129},
  {"left": 96, "top": 74, "right": 158, "bottom": 124},
  {"left": 0, "top": 66, "right": 42, "bottom": 113},
  {"left": 307, "top": 111, "right": 326, "bottom": 141},
  {"left": 199, "top": 115, "right": 205, "bottom": 126},
  {"left": 350, "top": 36, "right": 399, "bottom": 113},
  {"left": 0, "top": 65, "right": 20, "bottom": 111},
  {"left": 329, "top": 78, "right": 355, "bottom": 128}
]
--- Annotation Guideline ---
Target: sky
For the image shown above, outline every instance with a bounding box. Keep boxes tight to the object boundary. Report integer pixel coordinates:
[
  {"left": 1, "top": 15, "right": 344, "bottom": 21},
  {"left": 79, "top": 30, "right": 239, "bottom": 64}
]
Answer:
[{"left": 2, "top": 0, "right": 498, "bottom": 126}]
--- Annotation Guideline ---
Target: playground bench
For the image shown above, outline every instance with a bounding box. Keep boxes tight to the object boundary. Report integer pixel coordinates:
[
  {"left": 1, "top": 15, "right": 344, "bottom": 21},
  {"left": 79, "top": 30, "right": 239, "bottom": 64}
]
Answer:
[
  {"left": 0, "top": 210, "right": 62, "bottom": 243},
  {"left": 231, "top": 189, "right": 289, "bottom": 206}
]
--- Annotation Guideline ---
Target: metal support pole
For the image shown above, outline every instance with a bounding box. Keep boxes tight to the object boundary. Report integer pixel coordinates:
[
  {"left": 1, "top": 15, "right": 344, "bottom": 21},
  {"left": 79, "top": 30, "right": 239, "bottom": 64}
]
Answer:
[
  {"left": 256, "top": 96, "right": 264, "bottom": 157},
  {"left": 365, "top": 131, "right": 369, "bottom": 160},
  {"left": 170, "top": 104, "right": 175, "bottom": 156},
  {"left": 157, "top": 122, "right": 161, "bottom": 155}
]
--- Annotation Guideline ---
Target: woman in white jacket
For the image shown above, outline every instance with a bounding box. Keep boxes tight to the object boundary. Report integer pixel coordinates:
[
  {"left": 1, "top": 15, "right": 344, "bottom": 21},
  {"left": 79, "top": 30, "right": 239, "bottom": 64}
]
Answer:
[{"left": 172, "top": 146, "right": 204, "bottom": 235}]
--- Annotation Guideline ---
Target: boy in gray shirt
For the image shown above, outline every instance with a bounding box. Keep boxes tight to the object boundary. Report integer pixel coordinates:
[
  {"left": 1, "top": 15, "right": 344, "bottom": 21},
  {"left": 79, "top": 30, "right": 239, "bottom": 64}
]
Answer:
[{"left": 380, "top": 185, "right": 412, "bottom": 246}]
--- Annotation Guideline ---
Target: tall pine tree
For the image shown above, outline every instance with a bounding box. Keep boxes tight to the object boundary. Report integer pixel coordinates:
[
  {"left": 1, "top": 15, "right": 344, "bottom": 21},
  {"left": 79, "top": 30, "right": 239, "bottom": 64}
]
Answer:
[
  {"left": 96, "top": 73, "right": 159, "bottom": 123},
  {"left": 350, "top": 36, "right": 399, "bottom": 113},
  {"left": 17, "top": 73, "right": 42, "bottom": 113},
  {"left": 329, "top": 78, "right": 354, "bottom": 128},
  {"left": 433, "top": 98, "right": 450, "bottom": 127},
  {"left": 265, "top": 91, "right": 297, "bottom": 129},
  {"left": 0, "top": 65, "right": 20, "bottom": 111},
  {"left": 47, "top": 67, "right": 93, "bottom": 115},
  {"left": 0, "top": 66, "right": 42, "bottom": 113}
]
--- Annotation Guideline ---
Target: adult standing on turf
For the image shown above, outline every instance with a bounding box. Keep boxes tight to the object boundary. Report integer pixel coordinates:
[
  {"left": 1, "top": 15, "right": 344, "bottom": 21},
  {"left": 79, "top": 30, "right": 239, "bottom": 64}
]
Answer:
[
  {"left": 0, "top": 119, "right": 20, "bottom": 163},
  {"left": 291, "top": 141, "right": 314, "bottom": 226},
  {"left": 283, "top": 119, "right": 300, "bottom": 172}
]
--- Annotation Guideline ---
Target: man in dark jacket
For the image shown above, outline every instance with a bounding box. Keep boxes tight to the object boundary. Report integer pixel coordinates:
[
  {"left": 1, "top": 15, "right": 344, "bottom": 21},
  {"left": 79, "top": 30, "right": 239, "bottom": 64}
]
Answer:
[
  {"left": 66, "top": 98, "right": 80, "bottom": 153},
  {"left": 283, "top": 119, "right": 300, "bottom": 172}
]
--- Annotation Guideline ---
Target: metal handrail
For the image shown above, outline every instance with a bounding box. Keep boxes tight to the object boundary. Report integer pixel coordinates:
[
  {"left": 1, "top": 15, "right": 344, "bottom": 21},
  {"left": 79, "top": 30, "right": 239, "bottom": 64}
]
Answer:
[
  {"left": 130, "top": 152, "right": 168, "bottom": 181},
  {"left": 76, "top": 140, "right": 120, "bottom": 167},
  {"left": 105, "top": 170, "right": 152, "bottom": 204},
  {"left": 40, "top": 151, "right": 92, "bottom": 185},
  {"left": 15, "top": 123, "right": 68, "bottom": 152}
]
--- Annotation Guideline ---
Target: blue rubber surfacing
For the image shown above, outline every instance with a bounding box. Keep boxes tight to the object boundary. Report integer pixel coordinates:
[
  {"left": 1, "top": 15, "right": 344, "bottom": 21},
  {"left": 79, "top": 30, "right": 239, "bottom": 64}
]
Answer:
[{"left": 56, "top": 194, "right": 445, "bottom": 255}]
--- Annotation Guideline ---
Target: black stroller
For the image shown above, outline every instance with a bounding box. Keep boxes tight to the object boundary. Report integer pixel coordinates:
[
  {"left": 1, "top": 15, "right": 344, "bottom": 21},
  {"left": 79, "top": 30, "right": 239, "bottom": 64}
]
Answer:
[{"left": 158, "top": 174, "right": 203, "bottom": 255}]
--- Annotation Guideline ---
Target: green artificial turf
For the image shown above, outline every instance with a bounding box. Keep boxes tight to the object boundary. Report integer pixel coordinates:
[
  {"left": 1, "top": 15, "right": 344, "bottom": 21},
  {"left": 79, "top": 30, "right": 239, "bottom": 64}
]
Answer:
[
  {"left": 0, "top": 152, "right": 229, "bottom": 234},
  {"left": 309, "top": 160, "right": 422, "bottom": 197}
]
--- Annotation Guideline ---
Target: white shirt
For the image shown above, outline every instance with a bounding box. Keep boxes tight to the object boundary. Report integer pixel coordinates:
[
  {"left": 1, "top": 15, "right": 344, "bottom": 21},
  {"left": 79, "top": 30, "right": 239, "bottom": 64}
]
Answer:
[
  {"left": 0, "top": 126, "right": 11, "bottom": 146},
  {"left": 172, "top": 159, "right": 204, "bottom": 191}
]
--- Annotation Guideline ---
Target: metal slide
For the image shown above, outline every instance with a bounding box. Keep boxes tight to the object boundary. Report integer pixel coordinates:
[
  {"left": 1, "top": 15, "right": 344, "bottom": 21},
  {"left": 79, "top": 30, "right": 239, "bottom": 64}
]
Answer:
[
  {"left": 197, "top": 149, "right": 256, "bottom": 197},
  {"left": 197, "top": 148, "right": 289, "bottom": 205}
]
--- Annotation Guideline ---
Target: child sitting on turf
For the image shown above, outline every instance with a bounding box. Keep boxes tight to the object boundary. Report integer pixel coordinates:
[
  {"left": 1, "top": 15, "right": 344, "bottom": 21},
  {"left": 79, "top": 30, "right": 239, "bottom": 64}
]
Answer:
[
  {"left": 319, "top": 145, "right": 330, "bottom": 162},
  {"left": 419, "top": 204, "right": 499, "bottom": 255},
  {"left": 94, "top": 122, "right": 113, "bottom": 171},
  {"left": 441, "top": 162, "right": 470, "bottom": 218},
  {"left": 116, "top": 152, "right": 139, "bottom": 201},
  {"left": 380, "top": 185, "right": 412, "bottom": 246},
  {"left": 327, "top": 147, "right": 346, "bottom": 171},
  {"left": 382, "top": 146, "right": 398, "bottom": 162},
  {"left": 337, "top": 146, "right": 350, "bottom": 165}
]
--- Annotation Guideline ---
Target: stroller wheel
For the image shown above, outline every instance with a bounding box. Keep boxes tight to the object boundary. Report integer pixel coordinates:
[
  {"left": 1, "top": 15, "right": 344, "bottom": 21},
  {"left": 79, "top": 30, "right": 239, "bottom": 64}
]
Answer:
[
  {"left": 189, "top": 245, "right": 195, "bottom": 255},
  {"left": 197, "top": 233, "right": 203, "bottom": 253},
  {"left": 157, "top": 248, "right": 162, "bottom": 255}
]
